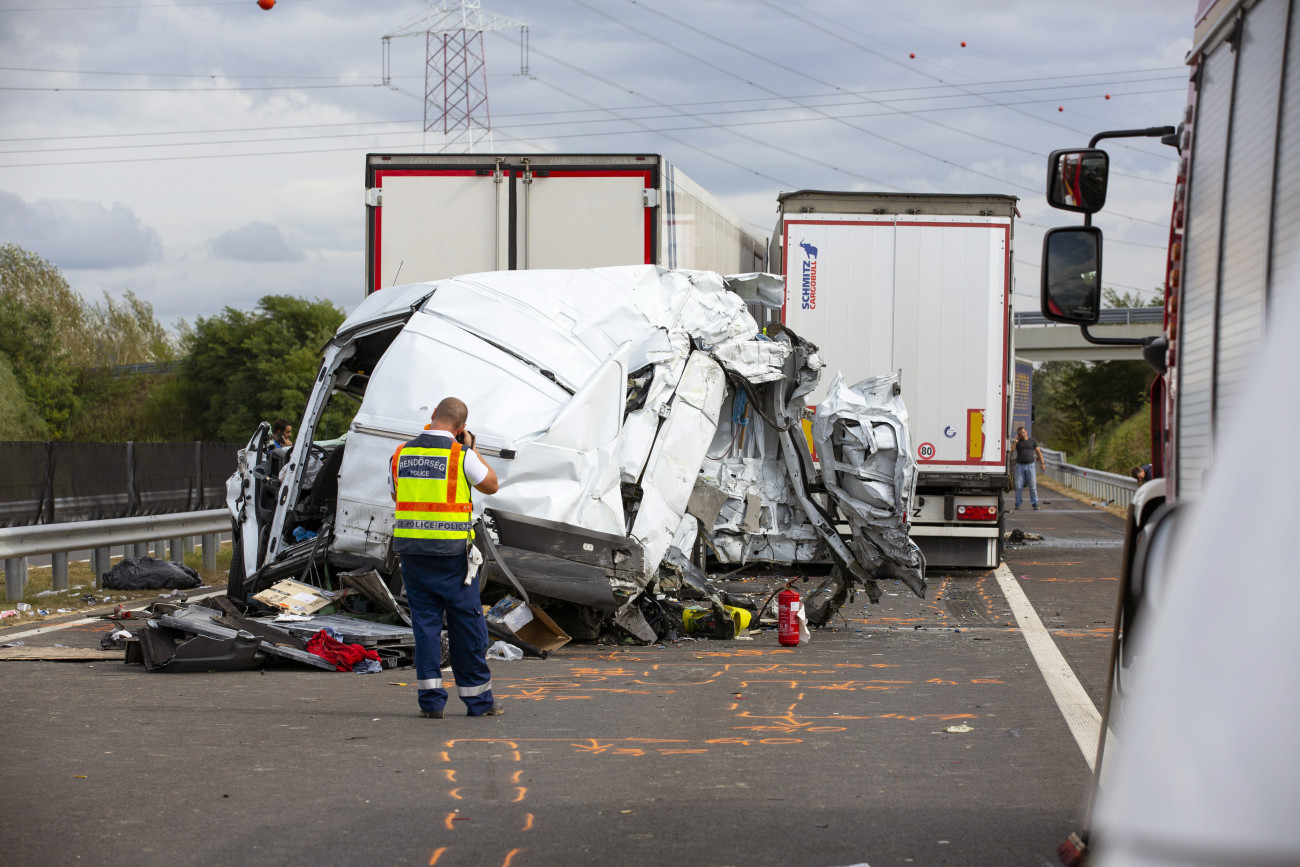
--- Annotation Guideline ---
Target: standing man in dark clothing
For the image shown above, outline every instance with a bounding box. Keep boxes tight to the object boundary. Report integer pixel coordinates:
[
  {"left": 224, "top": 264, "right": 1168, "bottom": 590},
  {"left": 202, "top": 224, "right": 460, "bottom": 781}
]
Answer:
[
  {"left": 390, "top": 397, "right": 503, "bottom": 718},
  {"left": 1013, "top": 426, "right": 1046, "bottom": 510}
]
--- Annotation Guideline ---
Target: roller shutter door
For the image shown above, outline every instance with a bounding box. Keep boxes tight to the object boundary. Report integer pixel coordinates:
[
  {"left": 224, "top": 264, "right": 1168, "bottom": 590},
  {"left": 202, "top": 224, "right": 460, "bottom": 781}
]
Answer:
[
  {"left": 1177, "top": 43, "right": 1234, "bottom": 497},
  {"left": 1215, "top": 0, "right": 1288, "bottom": 425}
]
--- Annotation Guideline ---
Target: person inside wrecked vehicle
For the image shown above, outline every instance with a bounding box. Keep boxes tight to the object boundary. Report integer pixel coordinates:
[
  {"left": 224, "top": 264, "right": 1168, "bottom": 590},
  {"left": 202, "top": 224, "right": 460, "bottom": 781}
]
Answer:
[
  {"left": 389, "top": 397, "right": 503, "bottom": 718},
  {"left": 271, "top": 418, "right": 293, "bottom": 449}
]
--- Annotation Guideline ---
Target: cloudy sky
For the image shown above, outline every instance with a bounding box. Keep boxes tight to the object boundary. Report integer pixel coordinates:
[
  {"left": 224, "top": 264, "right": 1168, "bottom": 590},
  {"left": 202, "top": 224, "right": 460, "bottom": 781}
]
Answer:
[{"left": 0, "top": 0, "right": 1193, "bottom": 326}]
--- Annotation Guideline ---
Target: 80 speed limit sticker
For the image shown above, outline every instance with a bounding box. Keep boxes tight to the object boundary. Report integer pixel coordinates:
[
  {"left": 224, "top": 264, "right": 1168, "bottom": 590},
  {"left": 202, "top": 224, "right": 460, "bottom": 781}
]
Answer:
[{"left": 917, "top": 442, "right": 936, "bottom": 460}]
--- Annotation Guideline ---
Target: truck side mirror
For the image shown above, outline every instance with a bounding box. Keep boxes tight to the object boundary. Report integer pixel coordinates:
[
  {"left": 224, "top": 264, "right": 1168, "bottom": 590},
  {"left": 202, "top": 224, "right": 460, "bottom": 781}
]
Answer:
[
  {"left": 1041, "top": 226, "right": 1102, "bottom": 326},
  {"left": 1046, "top": 148, "right": 1109, "bottom": 213}
]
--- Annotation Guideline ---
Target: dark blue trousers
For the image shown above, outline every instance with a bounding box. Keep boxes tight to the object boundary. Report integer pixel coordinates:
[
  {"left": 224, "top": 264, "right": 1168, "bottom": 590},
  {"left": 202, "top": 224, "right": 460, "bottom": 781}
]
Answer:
[{"left": 399, "top": 551, "right": 495, "bottom": 715}]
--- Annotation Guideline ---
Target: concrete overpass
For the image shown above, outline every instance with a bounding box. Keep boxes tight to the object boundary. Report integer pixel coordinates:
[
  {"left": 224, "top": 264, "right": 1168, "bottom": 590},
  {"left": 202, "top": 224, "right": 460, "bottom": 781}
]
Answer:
[{"left": 1013, "top": 308, "right": 1164, "bottom": 362}]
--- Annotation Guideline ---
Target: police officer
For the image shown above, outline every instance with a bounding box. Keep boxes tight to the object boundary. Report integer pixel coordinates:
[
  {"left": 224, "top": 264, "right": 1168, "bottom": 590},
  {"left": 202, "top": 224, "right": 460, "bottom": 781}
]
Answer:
[{"left": 390, "top": 397, "right": 503, "bottom": 718}]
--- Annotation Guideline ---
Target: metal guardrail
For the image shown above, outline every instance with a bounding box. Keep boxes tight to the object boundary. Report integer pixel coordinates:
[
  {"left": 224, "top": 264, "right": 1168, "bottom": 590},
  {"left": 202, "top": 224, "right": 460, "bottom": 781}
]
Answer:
[
  {"left": 1014, "top": 308, "right": 1164, "bottom": 326},
  {"left": 1, "top": 509, "right": 231, "bottom": 603},
  {"left": 1040, "top": 448, "right": 1139, "bottom": 509}
]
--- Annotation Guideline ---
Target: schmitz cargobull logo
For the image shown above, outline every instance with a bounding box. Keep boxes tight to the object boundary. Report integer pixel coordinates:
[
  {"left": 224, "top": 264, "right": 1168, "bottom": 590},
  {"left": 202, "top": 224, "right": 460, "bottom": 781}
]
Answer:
[{"left": 798, "top": 240, "right": 818, "bottom": 310}]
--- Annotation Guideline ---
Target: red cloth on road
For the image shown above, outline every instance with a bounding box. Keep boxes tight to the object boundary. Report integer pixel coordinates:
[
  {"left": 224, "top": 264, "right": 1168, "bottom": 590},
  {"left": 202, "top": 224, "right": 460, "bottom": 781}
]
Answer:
[{"left": 305, "top": 629, "right": 382, "bottom": 672}]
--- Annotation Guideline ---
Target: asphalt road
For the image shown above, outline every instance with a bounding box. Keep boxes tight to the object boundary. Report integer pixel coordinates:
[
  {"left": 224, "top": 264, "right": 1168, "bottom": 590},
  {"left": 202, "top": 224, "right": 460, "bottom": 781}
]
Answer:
[{"left": 0, "top": 493, "right": 1122, "bottom": 867}]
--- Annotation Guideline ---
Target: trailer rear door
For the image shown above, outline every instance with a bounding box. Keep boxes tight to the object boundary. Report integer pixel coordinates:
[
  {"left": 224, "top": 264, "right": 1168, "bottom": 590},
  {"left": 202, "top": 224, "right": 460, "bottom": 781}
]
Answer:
[
  {"left": 518, "top": 171, "right": 652, "bottom": 270},
  {"left": 371, "top": 170, "right": 507, "bottom": 292}
]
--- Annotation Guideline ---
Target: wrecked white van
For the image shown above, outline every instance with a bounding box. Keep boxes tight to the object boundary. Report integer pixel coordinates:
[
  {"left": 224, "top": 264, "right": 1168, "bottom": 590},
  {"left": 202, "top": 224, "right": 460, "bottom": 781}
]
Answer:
[{"left": 227, "top": 265, "right": 925, "bottom": 641}]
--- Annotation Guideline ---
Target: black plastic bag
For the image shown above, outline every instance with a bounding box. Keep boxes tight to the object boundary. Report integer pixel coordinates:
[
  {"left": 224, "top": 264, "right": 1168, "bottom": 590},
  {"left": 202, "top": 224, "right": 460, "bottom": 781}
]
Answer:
[{"left": 102, "top": 556, "right": 202, "bottom": 590}]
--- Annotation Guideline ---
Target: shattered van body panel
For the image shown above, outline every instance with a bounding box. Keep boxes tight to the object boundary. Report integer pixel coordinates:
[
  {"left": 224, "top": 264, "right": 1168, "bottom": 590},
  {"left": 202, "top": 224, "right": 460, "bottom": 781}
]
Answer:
[
  {"left": 813, "top": 372, "right": 926, "bottom": 597},
  {"left": 231, "top": 265, "right": 927, "bottom": 627}
]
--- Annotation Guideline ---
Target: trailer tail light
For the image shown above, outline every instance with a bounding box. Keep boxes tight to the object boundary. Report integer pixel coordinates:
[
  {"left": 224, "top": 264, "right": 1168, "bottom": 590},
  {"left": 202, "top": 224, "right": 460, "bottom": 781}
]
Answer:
[{"left": 955, "top": 505, "right": 998, "bottom": 521}]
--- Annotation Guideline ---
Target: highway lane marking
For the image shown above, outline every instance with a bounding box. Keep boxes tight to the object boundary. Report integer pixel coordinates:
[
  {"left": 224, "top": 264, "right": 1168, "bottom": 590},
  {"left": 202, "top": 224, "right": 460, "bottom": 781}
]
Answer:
[
  {"left": 995, "top": 562, "right": 1115, "bottom": 774},
  {"left": 0, "top": 588, "right": 225, "bottom": 642}
]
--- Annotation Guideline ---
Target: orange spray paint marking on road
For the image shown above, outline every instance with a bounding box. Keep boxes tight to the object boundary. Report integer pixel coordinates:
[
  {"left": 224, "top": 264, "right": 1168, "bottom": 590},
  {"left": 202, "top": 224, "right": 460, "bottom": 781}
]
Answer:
[
  {"left": 512, "top": 787, "right": 528, "bottom": 803},
  {"left": 499, "top": 850, "right": 521, "bottom": 867},
  {"left": 428, "top": 847, "right": 447, "bottom": 865},
  {"left": 444, "top": 812, "right": 457, "bottom": 830},
  {"left": 443, "top": 769, "right": 457, "bottom": 782},
  {"left": 521, "top": 813, "right": 534, "bottom": 832},
  {"left": 448, "top": 788, "right": 462, "bottom": 800},
  {"left": 510, "top": 769, "right": 523, "bottom": 784}
]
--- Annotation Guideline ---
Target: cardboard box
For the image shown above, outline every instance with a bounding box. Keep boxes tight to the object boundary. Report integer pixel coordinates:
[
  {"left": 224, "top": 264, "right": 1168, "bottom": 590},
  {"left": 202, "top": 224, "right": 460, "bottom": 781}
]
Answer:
[
  {"left": 511, "top": 604, "right": 571, "bottom": 654},
  {"left": 252, "top": 579, "right": 332, "bottom": 616}
]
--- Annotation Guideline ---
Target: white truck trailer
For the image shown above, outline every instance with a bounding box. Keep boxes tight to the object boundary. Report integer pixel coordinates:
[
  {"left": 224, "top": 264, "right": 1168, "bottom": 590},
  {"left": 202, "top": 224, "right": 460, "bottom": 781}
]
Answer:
[
  {"left": 770, "top": 192, "right": 1016, "bottom": 568},
  {"left": 364, "top": 153, "right": 768, "bottom": 294}
]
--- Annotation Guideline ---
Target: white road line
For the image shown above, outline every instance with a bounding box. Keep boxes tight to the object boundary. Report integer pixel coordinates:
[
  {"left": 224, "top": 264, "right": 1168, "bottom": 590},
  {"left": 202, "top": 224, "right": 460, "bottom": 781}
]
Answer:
[
  {"left": 994, "top": 563, "right": 1115, "bottom": 773},
  {"left": 0, "top": 588, "right": 224, "bottom": 642}
]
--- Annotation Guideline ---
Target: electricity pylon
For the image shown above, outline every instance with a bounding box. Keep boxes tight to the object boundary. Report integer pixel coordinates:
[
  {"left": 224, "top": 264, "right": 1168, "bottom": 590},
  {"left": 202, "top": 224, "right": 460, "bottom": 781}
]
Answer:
[{"left": 383, "top": 0, "right": 528, "bottom": 150}]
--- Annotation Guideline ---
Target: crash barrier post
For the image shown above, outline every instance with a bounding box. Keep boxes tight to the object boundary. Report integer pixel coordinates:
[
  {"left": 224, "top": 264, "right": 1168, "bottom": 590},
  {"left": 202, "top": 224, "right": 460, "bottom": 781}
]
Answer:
[
  {"left": 5, "top": 558, "right": 26, "bottom": 603},
  {"left": 0, "top": 440, "right": 241, "bottom": 529},
  {"left": 202, "top": 534, "right": 217, "bottom": 572},
  {"left": 51, "top": 551, "right": 69, "bottom": 591},
  {"left": 0, "top": 510, "right": 230, "bottom": 601},
  {"left": 1039, "top": 448, "right": 1139, "bottom": 509}
]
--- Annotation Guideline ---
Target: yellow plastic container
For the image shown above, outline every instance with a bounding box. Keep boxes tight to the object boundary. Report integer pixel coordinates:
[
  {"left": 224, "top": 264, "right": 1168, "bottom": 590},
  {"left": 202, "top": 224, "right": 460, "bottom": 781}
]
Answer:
[{"left": 682, "top": 605, "right": 752, "bottom": 634}]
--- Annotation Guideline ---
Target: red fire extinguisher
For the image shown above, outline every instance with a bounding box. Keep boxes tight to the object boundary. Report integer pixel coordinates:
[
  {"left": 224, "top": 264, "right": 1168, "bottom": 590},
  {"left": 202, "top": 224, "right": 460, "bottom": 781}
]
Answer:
[{"left": 778, "top": 586, "right": 802, "bottom": 647}]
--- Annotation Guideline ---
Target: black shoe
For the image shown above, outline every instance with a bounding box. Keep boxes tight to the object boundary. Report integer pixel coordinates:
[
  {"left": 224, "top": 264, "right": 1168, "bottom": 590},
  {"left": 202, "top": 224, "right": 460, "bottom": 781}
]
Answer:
[
  {"left": 1032, "top": 504, "right": 1039, "bottom": 510},
  {"left": 420, "top": 709, "right": 444, "bottom": 719},
  {"left": 471, "top": 704, "right": 505, "bottom": 717}
]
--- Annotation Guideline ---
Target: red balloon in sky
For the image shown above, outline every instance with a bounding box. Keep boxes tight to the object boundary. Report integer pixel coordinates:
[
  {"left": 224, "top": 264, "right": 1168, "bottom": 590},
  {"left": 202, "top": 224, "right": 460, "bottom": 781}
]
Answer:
[
  {"left": 1058, "top": 106, "right": 1064, "bottom": 112},
  {"left": 258, "top": 0, "right": 275, "bottom": 9},
  {"left": 909, "top": 52, "right": 916, "bottom": 58},
  {"left": 960, "top": 41, "right": 967, "bottom": 47},
  {"left": 1105, "top": 94, "right": 1111, "bottom": 99}
]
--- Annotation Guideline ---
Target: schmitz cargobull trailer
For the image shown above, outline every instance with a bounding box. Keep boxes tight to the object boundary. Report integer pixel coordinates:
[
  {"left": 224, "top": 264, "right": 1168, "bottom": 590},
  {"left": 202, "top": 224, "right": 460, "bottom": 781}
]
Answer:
[{"left": 771, "top": 191, "right": 1016, "bottom": 568}]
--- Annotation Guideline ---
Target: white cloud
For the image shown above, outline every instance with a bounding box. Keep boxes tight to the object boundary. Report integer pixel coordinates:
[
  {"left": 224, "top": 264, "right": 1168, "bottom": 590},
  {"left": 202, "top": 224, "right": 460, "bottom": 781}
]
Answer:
[
  {"left": 0, "top": 191, "right": 162, "bottom": 270},
  {"left": 209, "top": 220, "right": 303, "bottom": 263}
]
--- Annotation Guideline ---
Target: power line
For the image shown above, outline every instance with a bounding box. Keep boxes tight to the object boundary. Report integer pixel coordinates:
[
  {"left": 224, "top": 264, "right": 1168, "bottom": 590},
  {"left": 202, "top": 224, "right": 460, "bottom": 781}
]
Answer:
[
  {"left": 762, "top": 0, "right": 1180, "bottom": 160},
  {"left": 0, "top": 1, "right": 286, "bottom": 10},
  {"left": 613, "top": 0, "right": 1170, "bottom": 224},
  {"left": 525, "top": 74, "right": 798, "bottom": 188},
  {"left": 0, "top": 85, "right": 1186, "bottom": 157},
  {"left": 0, "top": 118, "right": 424, "bottom": 144},
  {"left": 0, "top": 83, "right": 385, "bottom": 93},
  {"left": 1018, "top": 219, "right": 1166, "bottom": 250},
  {"left": 508, "top": 34, "right": 880, "bottom": 187},
  {"left": 1013, "top": 259, "right": 1164, "bottom": 296},
  {"left": 0, "top": 78, "right": 1184, "bottom": 145},
  {"left": 0, "top": 64, "right": 415, "bottom": 82}
]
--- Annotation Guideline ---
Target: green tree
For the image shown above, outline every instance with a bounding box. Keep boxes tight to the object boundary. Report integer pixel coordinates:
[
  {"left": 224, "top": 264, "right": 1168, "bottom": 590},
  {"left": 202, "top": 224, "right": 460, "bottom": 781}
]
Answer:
[
  {"left": 0, "top": 244, "right": 90, "bottom": 434},
  {"left": 1, "top": 243, "right": 187, "bottom": 441},
  {"left": 1035, "top": 359, "right": 1156, "bottom": 461},
  {"left": 1103, "top": 286, "right": 1164, "bottom": 308},
  {"left": 84, "top": 290, "right": 180, "bottom": 367},
  {"left": 179, "top": 295, "right": 346, "bottom": 441},
  {"left": 0, "top": 351, "right": 49, "bottom": 440}
]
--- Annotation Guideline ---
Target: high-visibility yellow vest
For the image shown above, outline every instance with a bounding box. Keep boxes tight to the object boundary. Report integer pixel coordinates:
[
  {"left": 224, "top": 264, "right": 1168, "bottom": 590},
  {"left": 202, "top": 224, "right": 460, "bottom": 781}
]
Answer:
[{"left": 391, "top": 433, "right": 473, "bottom": 556}]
